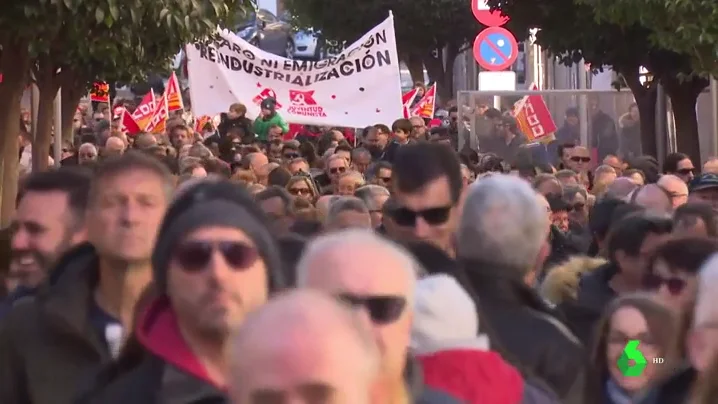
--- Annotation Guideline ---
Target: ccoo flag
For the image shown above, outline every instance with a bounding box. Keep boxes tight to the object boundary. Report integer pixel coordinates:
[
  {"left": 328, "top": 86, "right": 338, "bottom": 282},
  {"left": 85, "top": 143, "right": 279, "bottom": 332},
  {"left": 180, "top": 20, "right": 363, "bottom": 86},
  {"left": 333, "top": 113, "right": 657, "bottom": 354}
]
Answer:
[
  {"left": 166, "top": 72, "right": 185, "bottom": 112},
  {"left": 144, "top": 94, "right": 169, "bottom": 134},
  {"left": 410, "top": 83, "right": 436, "bottom": 119},
  {"left": 513, "top": 83, "right": 557, "bottom": 143}
]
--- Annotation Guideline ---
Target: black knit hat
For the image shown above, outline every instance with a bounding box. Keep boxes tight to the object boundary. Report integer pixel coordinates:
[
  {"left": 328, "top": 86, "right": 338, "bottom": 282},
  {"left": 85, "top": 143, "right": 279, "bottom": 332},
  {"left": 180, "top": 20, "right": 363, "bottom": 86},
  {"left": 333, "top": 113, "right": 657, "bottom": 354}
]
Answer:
[
  {"left": 260, "top": 97, "right": 277, "bottom": 111},
  {"left": 151, "top": 180, "right": 285, "bottom": 293}
]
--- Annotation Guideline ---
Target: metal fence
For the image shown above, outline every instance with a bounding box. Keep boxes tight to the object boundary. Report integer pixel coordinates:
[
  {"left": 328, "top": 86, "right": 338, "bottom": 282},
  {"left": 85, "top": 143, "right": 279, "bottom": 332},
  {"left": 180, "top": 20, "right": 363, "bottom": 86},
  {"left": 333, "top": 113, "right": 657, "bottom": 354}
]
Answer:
[{"left": 457, "top": 88, "right": 717, "bottom": 164}]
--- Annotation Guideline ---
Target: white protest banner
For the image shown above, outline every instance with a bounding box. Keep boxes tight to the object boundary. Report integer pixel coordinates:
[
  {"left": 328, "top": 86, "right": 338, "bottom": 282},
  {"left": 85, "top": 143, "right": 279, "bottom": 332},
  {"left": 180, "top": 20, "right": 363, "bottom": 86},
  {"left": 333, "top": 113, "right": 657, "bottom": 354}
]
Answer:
[{"left": 186, "top": 14, "right": 403, "bottom": 127}]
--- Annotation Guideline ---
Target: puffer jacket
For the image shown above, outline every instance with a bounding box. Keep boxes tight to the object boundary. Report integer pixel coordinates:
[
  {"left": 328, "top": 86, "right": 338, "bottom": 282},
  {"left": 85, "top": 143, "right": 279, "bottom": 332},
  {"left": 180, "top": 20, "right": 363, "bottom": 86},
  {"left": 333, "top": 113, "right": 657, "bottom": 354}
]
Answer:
[{"left": 541, "top": 256, "right": 607, "bottom": 305}]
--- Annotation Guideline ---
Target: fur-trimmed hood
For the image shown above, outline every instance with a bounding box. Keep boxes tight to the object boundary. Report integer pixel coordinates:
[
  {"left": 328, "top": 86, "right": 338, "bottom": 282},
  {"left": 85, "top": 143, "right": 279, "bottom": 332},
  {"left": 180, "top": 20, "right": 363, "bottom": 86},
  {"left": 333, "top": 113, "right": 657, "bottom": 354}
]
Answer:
[{"left": 541, "top": 256, "right": 607, "bottom": 304}]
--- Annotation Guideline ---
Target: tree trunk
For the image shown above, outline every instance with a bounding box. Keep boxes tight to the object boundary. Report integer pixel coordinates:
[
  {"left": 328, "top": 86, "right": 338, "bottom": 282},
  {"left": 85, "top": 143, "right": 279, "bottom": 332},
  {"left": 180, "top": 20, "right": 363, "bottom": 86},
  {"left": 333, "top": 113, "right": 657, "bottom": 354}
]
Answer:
[
  {"left": 424, "top": 49, "right": 452, "bottom": 102},
  {"left": 0, "top": 40, "right": 31, "bottom": 224},
  {"left": 60, "top": 77, "right": 85, "bottom": 144},
  {"left": 405, "top": 52, "right": 424, "bottom": 86},
  {"left": 621, "top": 68, "right": 658, "bottom": 157},
  {"left": 662, "top": 76, "right": 708, "bottom": 165},
  {"left": 442, "top": 43, "right": 458, "bottom": 101},
  {"left": 32, "top": 58, "right": 60, "bottom": 172}
]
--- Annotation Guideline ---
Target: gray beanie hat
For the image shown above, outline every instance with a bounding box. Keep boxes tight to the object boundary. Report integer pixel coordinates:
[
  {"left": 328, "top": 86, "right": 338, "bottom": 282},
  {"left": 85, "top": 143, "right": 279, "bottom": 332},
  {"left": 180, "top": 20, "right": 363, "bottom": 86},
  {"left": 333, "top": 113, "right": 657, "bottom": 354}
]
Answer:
[{"left": 151, "top": 182, "right": 285, "bottom": 293}]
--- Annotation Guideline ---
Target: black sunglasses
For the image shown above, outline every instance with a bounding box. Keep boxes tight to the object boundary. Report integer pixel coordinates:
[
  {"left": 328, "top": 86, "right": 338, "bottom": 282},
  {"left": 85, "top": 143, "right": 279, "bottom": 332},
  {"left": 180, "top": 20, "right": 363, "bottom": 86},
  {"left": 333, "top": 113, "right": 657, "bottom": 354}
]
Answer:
[
  {"left": 329, "top": 166, "right": 347, "bottom": 174},
  {"left": 174, "top": 240, "right": 259, "bottom": 272},
  {"left": 335, "top": 293, "right": 406, "bottom": 325},
  {"left": 643, "top": 273, "right": 687, "bottom": 295},
  {"left": 283, "top": 152, "right": 300, "bottom": 159},
  {"left": 289, "top": 187, "right": 311, "bottom": 196},
  {"left": 677, "top": 168, "right": 695, "bottom": 175},
  {"left": 390, "top": 206, "right": 452, "bottom": 227},
  {"left": 570, "top": 156, "right": 591, "bottom": 163}
]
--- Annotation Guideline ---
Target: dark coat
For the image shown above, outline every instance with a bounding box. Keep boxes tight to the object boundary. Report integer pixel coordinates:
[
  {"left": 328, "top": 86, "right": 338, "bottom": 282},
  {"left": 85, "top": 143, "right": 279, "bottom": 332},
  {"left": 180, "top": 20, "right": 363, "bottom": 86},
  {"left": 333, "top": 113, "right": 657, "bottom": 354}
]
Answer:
[
  {"left": 459, "top": 258, "right": 590, "bottom": 404},
  {"left": 559, "top": 262, "right": 618, "bottom": 347},
  {"left": 0, "top": 244, "right": 110, "bottom": 404}
]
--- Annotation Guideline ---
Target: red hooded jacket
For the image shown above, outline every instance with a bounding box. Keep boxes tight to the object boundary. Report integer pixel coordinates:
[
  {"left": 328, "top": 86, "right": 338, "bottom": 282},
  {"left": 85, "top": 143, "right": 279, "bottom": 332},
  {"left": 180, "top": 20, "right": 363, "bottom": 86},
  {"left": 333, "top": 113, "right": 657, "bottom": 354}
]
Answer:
[{"left": 418, "top": 349, "right": 525, "bottom": 404}]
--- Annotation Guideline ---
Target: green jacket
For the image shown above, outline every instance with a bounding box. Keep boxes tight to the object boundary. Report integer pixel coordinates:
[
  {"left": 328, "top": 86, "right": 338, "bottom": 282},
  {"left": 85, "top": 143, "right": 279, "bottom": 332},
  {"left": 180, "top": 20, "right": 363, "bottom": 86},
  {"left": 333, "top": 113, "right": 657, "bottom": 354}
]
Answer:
[{"left": 253, "top": 113, "right": 289, "bottom": 141}]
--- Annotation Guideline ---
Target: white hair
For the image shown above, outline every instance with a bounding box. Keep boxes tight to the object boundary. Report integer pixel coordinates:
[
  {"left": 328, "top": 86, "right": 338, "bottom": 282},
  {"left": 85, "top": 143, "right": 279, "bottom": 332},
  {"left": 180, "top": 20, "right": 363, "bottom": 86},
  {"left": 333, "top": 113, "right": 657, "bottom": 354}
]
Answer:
[
  {"left": 354, "top": 185, "right": 390, "bottom": 211},
  {"left": 694, "top": 253, "right": 718, "bottom": 327},
  {"left": 295, "top": 229, "right": 422, "bottom": 303},
  {"left": 458, "top": 174, "right": 549, "bottom": 271}
]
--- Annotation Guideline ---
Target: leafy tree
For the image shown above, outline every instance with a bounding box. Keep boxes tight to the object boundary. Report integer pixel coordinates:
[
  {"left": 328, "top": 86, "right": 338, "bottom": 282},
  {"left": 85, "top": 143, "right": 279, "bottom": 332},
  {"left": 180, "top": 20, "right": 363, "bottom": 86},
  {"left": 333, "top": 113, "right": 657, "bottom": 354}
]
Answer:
[
  {"left": 0, "top": 0, "right": 251, "bottom": 220},
  {"left": 486, "top": 0, "right": 708, "bottom": 163},
  {"left": 285, "top": 0, "right": 483, "bottom": 100},
  {"left": 580, "top": 0, "right": 718, "bottom": 75}
]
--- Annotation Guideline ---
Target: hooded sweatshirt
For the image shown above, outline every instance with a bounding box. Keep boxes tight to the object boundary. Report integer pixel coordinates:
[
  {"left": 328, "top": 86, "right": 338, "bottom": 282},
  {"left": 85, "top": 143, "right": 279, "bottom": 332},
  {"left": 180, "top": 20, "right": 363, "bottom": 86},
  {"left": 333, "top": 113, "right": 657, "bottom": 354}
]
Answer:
[{"left": 411, "top": 274, "right": 558, "bottom": 404}]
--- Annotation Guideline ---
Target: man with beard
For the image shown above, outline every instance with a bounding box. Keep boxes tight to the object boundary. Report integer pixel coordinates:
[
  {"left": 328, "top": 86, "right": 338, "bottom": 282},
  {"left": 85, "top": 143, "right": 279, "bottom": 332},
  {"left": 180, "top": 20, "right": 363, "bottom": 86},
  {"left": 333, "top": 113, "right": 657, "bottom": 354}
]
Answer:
[{"left": 1, "top": 167, "right": 92, "bottom": 317}]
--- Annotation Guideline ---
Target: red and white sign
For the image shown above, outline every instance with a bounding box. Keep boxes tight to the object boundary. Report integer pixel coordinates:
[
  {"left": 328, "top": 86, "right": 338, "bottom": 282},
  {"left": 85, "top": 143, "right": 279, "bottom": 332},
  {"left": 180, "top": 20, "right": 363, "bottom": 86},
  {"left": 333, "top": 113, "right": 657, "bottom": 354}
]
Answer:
[
  {"left": 287, "top": 89, "right": 327, "bottom": 118},
  {"left": 471, "top": 0, "right": 509, "bottom": 27},
  {"left": 513, "top": 83, "right": 557, "bottom": 142}
]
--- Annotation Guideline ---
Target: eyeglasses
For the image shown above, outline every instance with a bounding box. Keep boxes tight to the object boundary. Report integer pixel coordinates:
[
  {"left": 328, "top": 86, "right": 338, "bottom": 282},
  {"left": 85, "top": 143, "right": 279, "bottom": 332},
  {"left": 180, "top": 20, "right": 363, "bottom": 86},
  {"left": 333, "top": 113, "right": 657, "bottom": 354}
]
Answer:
[
  {"left": 80, "top": 153, "right": 96, "bottom": 158},
  {"left": 289, "top": 187, "right": 311, "bottom": 196},
  {"left": 329, "top": 166, "right": 347, "bottom": 174},
  {"left": 643, "top": 273, "right": 687, "bottom": 295},
  {"left": 677, "top": 168, "right": 695, "bottom": 175},
  {"left": 390, "top": 205, "right": 452, "bottom": 227},
  {"left": 335, "top": 293, "right": 406, "bottom": 325},
  {"left": 174, "top": 240, "right": 259, "bottom": 272},
  {"left": 283, "top": 153, "right": 300, "bottom": 159},
  {"left": 570, "top": 156, "right": 591, "bottom": 163}
]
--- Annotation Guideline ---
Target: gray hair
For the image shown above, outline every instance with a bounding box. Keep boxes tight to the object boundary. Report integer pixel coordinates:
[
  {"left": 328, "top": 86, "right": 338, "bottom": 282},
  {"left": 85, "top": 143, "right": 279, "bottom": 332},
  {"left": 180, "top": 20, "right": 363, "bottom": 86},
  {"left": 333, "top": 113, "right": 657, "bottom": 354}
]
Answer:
[
  {"left": 694, "top": 253, "right": 718, "bottom": 328},
  {"left": 365, "top": 161, "right": 392, "bottom": 181},
  {"left": 351, "top": 147, "right": 371, "bottom": 160},
  {"left": 295, "top": 229, "right": 422, "bottom": 302},
  {"left": 188, "top": 143, "right": 212, "bottom": 159},
  {"left": 458, "top": 174, "right": 549, "bottom": 272},
  {"left": 563, "top": 185, "right": 587, "bottom": 201},
  {"left": 354, "top": 185, "right": 390, "bottom": 211},
  {"left": 326, "top": 197, "right": 368, "bottom": 226}
]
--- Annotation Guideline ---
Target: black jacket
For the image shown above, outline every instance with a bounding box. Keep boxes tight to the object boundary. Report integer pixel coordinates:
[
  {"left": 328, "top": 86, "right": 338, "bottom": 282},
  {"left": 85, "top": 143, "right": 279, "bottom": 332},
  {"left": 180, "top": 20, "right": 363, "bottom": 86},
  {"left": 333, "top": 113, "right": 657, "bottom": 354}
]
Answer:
[
  {"left": 75, "top": 297, "right": 225, "bottom": 404},
  {"left": 459, "top": 258, "right": 589, "bottom": 404},
  {"left": 559, "top": 262, "right": 618, "bottom": 346},
  {"left": 217, "top": 113, "right": 252, "bottom": 138},
  {"left": 635, "top": 364, "right": 694, "bottom": 404},
  {"left": 0, "top": 244, "right": 110, "bottom": 404}
]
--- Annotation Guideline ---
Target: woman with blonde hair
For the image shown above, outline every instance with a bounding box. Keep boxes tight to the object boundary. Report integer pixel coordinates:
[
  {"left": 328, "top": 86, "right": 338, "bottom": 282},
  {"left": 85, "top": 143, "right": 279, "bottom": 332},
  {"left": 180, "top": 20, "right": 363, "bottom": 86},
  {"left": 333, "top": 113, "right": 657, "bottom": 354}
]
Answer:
[{"left": 285, "top": 175, "right": 319, "bottom": 204}]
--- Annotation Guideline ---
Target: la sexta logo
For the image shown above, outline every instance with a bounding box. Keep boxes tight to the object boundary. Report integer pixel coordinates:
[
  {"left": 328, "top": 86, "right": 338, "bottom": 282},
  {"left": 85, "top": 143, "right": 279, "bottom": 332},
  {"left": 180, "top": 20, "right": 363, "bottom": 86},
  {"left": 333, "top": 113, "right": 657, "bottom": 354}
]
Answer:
[
  {"left": 252, "top": 88, "right": 282, "bottom": 109},
  {"left": 287, "top": 89, "right": 326, "bottom": 118}
]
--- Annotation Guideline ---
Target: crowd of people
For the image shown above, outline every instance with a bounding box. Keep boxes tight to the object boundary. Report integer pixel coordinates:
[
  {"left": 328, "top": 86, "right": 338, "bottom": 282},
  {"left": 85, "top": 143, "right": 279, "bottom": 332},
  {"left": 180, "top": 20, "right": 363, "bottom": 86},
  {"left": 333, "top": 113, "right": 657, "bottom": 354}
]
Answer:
[{"left": 3, "top": 91, "right": 718, "bottom": 404}]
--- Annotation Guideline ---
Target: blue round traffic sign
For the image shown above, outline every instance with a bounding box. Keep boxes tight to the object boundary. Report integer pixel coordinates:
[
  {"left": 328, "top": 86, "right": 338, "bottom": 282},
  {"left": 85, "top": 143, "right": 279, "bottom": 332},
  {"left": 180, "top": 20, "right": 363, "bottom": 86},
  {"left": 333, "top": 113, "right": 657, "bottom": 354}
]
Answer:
[{"left": 472, "top": 27, "right": 519, "bottom": 71}]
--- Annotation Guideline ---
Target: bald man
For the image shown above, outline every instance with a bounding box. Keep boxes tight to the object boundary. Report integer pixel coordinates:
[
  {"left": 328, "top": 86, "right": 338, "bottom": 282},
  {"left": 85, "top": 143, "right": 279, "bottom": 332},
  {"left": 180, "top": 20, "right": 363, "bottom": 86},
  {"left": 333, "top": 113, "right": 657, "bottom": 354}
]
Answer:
[
  {"left": 605, "top": 177, "right": 639, "bottom": 200},
  {"left": 256, "top": 162, "right": 279, "bottom": 186},
  {"left": 227, "top": 290, "right": 380, "bottom": 404},
  {"left": 245, "top": 152, "right": 269, "bottom": 173},
  {"left": 134, "top": 133, "right": 157, "bottom": 150},
  {"left": 703, "top": 157, "right": 718, "bottom": 174},
  {"left": 657, "top": 174, "right": 689, "bottom": 209},
  {"left": 77, "top": 143, "right": 98, "bottom": 165},
  {"left": 103, "top": 136, "right": 125, "bottom": 158},
  {"left": 629, "top": 183, "right": 672, "bottom": 214}
]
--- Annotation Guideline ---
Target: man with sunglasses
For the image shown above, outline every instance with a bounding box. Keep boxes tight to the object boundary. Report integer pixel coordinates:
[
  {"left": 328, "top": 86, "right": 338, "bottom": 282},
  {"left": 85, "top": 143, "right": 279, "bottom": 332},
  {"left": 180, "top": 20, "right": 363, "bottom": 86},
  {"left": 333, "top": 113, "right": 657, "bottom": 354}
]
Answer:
[
  {"left": 390, "top": 143, "right": 462, "bottom": 258},
  {"left": 296, "top": 230, "right": 458, "bottom": 404},
  {"left": 76, "top": 180, "right": 286, "bottom": 402},
  {"left": 228, "top": 290, "right": 381, "bottom": 404}
]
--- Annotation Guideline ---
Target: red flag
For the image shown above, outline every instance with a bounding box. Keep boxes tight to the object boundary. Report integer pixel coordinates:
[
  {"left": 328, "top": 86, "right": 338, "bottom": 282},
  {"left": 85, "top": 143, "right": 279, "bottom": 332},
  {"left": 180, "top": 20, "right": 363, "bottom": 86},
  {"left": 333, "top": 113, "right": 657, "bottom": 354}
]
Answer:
[
  {"left": 131, "top": 91, "right": 156, "bottom": 131},
  {"left": 166, "top": 72, "right": 185, "bottom": 112},
  {"left": 402, "top": 88, "right": 418, "bottom": 118},
  {"left": 90, "top": 81, "right": 110, "bottom": 103},
  {"left": 145, "top": 94, "right": 169, "bottom": 134},
  {"left": 513, "top": 83, "right": 557, "bottom": 143},
  {"left": 410, "top": 84, "right": 436, "bottom": 119},
  {"left": 121, "top": 109, "right": 142, "bottom": 135}
]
